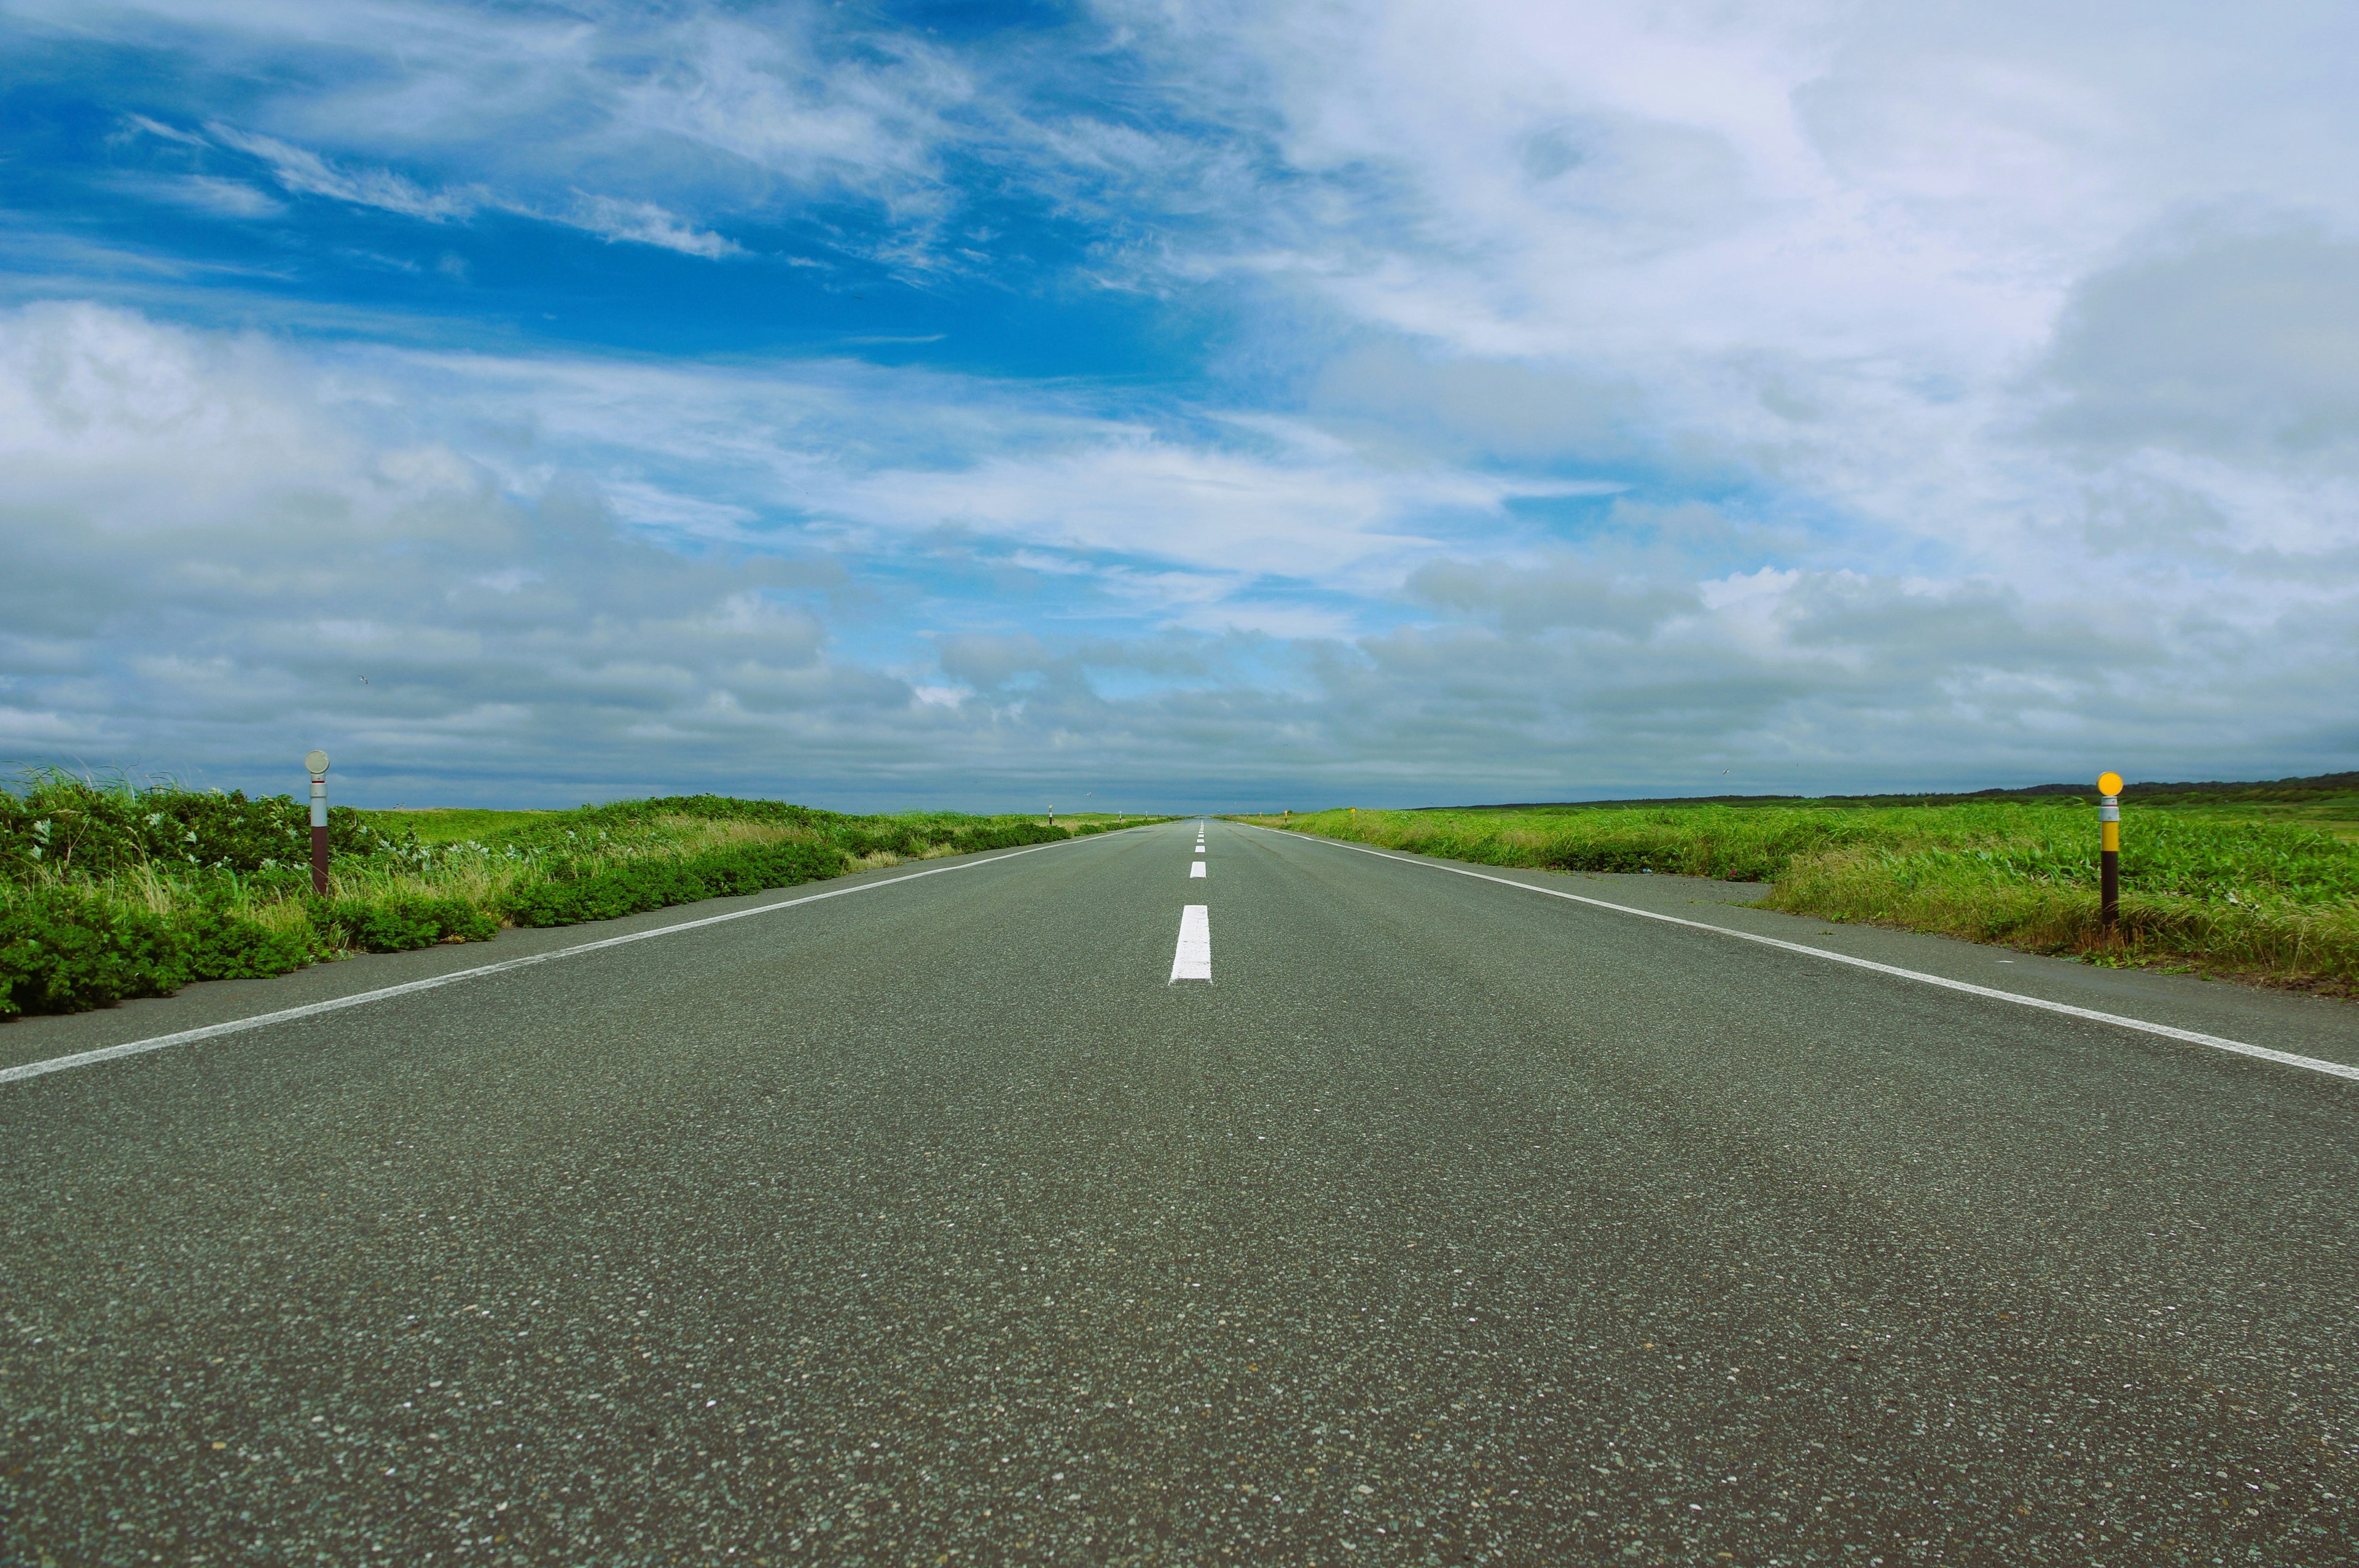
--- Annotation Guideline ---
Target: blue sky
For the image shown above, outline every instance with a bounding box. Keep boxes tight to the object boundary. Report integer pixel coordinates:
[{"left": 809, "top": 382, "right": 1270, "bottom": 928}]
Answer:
[{"left": 2, "top": 1, "right": 2355, "bottom": 810}]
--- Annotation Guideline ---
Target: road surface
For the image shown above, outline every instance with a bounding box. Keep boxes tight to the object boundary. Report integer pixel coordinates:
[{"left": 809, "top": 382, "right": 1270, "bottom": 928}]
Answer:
[{"left": 4, "top": 817, "right": 2357, "bottom": 1564}]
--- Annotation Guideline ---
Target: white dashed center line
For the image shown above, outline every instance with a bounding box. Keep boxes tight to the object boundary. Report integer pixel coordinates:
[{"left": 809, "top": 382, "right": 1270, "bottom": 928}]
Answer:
[
  {"left": 1190, "top": 861, "right": 1206, "bottom": 878},
  {"left": 1170, "top": 904, "right": 1211, "bottom": 981}
]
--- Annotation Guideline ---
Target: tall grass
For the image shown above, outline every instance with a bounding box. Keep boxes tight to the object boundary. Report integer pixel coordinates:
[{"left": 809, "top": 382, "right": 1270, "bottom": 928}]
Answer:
[{"left": 1252, "top": 802, "right": 2359, "bottom": 991}]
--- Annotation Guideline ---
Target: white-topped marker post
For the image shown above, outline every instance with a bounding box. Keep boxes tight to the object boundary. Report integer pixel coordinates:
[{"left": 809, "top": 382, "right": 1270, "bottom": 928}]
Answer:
[{"left": 305, "top": 749, "right": 331, "bottom": 897}]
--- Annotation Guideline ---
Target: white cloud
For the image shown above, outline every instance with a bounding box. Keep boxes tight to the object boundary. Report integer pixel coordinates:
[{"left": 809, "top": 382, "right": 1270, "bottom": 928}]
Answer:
[
  {"left": 178, "top": 119, "right": 746, "bottom": 256},
  {"left": 206, "top": 123, "right": 484, "bottom": 220},
  {"left": 3, "top": 299, "right": 2351, "bottom": 804},
  {"left": 0, "top": 303, "right": 918, "bottom": 798},
  {"left": 568, "top": 195, "right": 741, "bottom": 259},
  {"left": 609, "top": 12, "right": 969, "bottom": 200},
  {"left": 1067, "top": 1, "right": 2359, "bottom": 691},
  {"left": 2033, "top": 219, "right": 2359, "bottom": 464},
  {"left": 37, "top": 2, "right": 990, "bottom": 269},
  {"left": 120, "top": 112, "right": 206, "bottom": 147},
  {"left": 353, "top": 345, "right": 1578, "bottom": 597},
  {"left": 125, "top": 173, "right": 286, "bottom": 217}
]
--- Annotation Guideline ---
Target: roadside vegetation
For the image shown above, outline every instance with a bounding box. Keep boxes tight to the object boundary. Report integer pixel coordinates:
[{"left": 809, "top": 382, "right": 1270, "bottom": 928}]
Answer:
[
  {"left": 1, "top": 771, "right": 1147, "bottom": 1020},
  {"left": 1243, "top": 778, "right": 2359, "bottom": 994}
]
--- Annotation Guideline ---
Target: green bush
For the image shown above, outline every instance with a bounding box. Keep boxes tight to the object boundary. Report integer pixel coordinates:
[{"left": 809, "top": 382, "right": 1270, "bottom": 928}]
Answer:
[
  {"left": 504, "top": 840, "right": 848, "bottom": 927},
  {"left": 0, "top": 769, "right": 410, "bottom": 880},
  {"left": 310, "top": 895, "right": 500, "bottom": 953},
  {"left": 0, "top": 890, "right": 181, "bottom": 1019},
  {"left": 0, "top": 888, "right": 313, "bottom": 1019},
  {"left": 176, "top": 904, "right": 316, "bottom": 980},
  {"left": 946, "top": 821, "right": 1072, "bottom": 854}
]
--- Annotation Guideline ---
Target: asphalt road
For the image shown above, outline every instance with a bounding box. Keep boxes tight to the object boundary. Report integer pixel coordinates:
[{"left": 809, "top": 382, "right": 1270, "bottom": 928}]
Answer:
[{"left": 5, "top": 817, "right": 2358, "bottom": 1566}]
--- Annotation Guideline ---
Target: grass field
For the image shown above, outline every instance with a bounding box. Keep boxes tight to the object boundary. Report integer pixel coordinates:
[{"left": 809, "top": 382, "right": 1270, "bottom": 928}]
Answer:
[
  {"left": 1242, "top": 784, "right": 2359, "bottom": 994},
  {"left": 2, "top": 775, "right": 1154, "bottom": 1020},
  {"left": 364, "top": 807, "right": 553, "bottom": 844}
]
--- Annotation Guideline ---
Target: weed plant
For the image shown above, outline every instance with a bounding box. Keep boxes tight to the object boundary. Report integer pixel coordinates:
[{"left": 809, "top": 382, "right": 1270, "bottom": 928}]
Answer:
[
  {"left": 1254, "top": 801, "right": 2359, "bottom": 991},
  {"left": 2, "top": 772, "right": 1141, "bottom": 1020}
]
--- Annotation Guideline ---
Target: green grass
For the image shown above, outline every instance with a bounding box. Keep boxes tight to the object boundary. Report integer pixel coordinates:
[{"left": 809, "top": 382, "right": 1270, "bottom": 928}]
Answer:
[
  {"left": 1243, "top": 795, "right": 2359, "bottom": 994},
  {"left": 2153, "top": 795, "right": 2359, "bottom": 843},
  {"left": 362, "top": 808, "right": 553, "bottom": 844},
  {"left": 2, "top": 773, "right": 1160, "bottom": 1020}
]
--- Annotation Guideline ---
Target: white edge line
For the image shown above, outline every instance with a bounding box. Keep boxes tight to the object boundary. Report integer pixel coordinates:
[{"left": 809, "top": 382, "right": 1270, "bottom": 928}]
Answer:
[
  {"left": 1, "top": 829, "right": 1136, "bottom": 1088},
  {"left": 1242, "top": 824, "right": 2359, "bottom": 1085}
]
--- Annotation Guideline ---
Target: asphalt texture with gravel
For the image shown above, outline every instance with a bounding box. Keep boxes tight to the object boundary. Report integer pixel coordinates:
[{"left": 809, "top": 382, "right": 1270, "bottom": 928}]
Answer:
[{"left": 4, "top": 817, "right": 2358, "bottom": 1566}]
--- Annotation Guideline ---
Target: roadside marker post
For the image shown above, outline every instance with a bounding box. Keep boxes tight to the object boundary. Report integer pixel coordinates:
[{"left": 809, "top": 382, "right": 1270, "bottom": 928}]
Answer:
[
  {"left": 305, "top": 750, "right": 331, "bottom": 897},
  {"left": 2097, "top": 770, "right": 2123, "bottom": 934}
]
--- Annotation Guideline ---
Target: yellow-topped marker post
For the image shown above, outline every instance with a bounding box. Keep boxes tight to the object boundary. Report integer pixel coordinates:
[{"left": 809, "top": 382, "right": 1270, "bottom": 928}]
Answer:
[{"left": 2097, "top": 771, "right": 2123, "bottom": 932}]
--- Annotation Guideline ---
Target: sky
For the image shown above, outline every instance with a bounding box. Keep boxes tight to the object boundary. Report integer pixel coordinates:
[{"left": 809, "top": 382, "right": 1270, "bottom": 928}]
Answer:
[{"left": 1, "top": 0, "right": 2354, "bottom": 812}]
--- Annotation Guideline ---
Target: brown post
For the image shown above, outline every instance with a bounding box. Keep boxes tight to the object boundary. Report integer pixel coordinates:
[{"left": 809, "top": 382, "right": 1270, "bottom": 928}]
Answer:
[{"left": 305, "top": 750, "right": 331, "bottom": 897}]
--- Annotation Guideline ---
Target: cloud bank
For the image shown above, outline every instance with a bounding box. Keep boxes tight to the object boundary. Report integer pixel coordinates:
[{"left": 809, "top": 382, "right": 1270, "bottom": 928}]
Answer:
[{"left": 0, "top": 1, "right": 2353, "bottom": 807}]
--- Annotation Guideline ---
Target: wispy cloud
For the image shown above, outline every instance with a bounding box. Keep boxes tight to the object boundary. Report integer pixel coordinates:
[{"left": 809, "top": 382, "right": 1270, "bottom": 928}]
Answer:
[
  {"left": 567, "top": 195, "right": 741, "bottom": 259},
  {"left": 120, "top": 173, "right": 286, "bottom": 219},
  {"left": 141, "top": 116, "right": 748, "bottom": 258},
  {"left": 120, "top": 113, "right": 208, "bottom": 148},
  {"left": 206, "top": 123, "right": 484, "bottom": 221}
]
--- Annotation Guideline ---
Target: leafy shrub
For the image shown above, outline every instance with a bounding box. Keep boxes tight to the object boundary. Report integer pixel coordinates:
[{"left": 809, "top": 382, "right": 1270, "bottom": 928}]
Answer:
[
  {"left": 0, "top": 770, "right": 410, "bottom": 879},
  {"left": 504, "top": 840, "right": 848, "bottom": 927},
  {"left": 0, "top": 889, "right": 185, "bottom": 1019},
  {"left": 945, "top": 820, "right": 1072, "bottom": 854},
  {"left": 0, "top": 888, "right": 312, "bottom": 1018},
  {"left": 311, "top": 895, "right": 500, "bottom": 953},
  {"left": 176, "top": 904, "right": 316, "bottom": 980}
]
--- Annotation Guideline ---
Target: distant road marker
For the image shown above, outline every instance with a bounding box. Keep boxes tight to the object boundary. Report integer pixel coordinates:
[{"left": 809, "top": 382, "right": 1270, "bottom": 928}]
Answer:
[
  {"left": 1190, "top": 862, "right": 1207, "bottom": 878},
  {"left": 1170, "top": 905, "right": 1211, "bottom": 982},
  {"left": 1251, "top": 826, "right": 2359, "bottom": 1085}
]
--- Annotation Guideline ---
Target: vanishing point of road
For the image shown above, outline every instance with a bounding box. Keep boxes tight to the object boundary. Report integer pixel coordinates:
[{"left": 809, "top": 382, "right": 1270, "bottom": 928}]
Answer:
[{"left": 5, "top": 818, "right": 2358, "bottom": 1564}]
